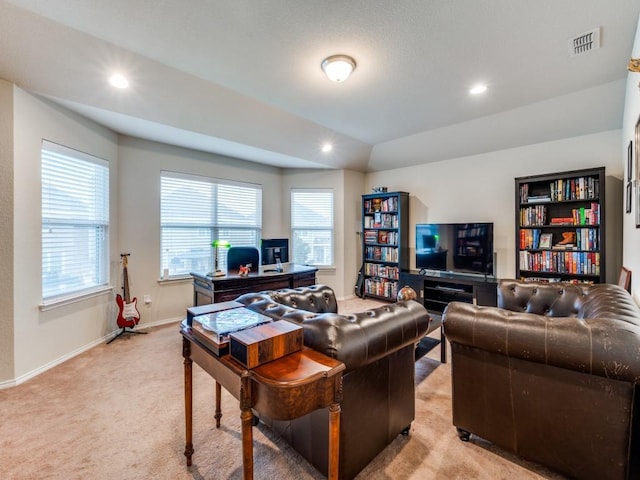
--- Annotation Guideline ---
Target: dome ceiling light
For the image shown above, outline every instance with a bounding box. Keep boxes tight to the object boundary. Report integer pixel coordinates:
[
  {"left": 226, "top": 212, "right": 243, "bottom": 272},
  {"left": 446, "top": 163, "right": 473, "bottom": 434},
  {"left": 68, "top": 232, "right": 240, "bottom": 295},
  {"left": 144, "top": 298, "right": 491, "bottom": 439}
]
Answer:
[{"left": 321, "top": 55, "right": 356, "bottom": 82}]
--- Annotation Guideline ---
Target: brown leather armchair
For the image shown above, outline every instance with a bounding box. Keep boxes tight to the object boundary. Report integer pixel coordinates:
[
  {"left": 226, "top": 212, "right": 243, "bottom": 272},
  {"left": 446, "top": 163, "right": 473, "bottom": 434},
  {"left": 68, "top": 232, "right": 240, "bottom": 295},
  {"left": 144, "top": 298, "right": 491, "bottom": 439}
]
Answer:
[
  {"left": 237, "top": 284, "right": 430, "bottom": 480},
  {"left": 443, "top": 279, "right": 640, "bottom": 480}
]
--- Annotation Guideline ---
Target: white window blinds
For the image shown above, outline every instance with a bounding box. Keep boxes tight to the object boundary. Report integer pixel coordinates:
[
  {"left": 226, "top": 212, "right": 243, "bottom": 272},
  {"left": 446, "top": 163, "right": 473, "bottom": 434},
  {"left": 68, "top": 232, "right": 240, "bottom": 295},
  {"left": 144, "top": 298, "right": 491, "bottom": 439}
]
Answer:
[
  {"left": 291, "top": 189, "right": 334, "bottom": 266},
  {"left": 41, "top": 140, "right": 110, "bottom": 300},
  {"left": 160, "top": 172, "right": 262, "bottom": 276}
]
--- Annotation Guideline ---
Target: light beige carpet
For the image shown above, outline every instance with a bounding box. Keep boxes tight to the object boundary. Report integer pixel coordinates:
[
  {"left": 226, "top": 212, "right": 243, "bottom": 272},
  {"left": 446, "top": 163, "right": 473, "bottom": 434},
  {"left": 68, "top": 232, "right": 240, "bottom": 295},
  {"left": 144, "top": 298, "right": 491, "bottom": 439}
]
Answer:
[{"left": 0, "top": 298, "right": 566, "bottom": 479}]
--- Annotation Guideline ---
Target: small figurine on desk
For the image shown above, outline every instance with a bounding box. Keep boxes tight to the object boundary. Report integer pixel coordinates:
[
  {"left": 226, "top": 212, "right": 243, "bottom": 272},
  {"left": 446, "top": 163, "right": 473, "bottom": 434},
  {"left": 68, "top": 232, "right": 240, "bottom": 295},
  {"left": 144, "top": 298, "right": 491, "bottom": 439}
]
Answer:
[{"left": 238, "top": 264, "right": 251, "bottom": 276}]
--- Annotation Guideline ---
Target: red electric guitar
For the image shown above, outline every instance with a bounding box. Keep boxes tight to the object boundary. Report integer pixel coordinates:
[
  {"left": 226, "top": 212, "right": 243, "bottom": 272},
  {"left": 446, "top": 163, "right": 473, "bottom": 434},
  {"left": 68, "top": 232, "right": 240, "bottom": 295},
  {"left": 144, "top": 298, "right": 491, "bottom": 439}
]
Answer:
[{"left": 108, "top": 253, "right": 146, "bottom": 343}]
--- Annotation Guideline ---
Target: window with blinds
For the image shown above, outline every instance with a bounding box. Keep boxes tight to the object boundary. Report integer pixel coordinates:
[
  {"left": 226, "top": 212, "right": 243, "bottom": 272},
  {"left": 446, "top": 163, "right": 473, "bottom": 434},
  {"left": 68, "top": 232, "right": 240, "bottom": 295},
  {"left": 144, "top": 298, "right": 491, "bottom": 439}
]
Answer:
[
  {"left": 41, "top": 140, "right": 110, "bottom": 301},
  {"left": 160, "top": 172, "right": 262, "bottom": 277},
  {"left": 291, "top": 189, "right": 334, "bottom": 267}
]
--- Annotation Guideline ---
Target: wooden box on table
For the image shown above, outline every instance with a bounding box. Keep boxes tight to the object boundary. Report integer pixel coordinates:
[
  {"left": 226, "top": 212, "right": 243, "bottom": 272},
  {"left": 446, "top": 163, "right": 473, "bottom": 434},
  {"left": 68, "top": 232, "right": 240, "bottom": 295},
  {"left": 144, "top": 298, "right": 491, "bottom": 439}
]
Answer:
[{"left": 230, "top": 320, "right": 303, "bottom": 368}]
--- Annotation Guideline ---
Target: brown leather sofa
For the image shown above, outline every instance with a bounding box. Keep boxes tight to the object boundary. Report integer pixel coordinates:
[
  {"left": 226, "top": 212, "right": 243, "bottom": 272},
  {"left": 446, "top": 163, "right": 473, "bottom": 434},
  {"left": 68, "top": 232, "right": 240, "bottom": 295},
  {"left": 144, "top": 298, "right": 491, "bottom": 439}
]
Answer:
[
  {"left": 236, "top": 284, "right": 430, "bottom": 480},
  {"left": 442, "top": 279, "right": 640, "bottom": 480}
]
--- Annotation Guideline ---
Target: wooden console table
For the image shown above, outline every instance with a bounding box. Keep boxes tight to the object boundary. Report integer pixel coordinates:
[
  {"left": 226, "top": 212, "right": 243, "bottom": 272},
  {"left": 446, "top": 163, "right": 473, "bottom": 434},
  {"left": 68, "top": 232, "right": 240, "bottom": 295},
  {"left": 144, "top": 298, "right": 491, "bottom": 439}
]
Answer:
[
  {"left": 181, "top": 320, "right": 345, "bottom": 479},
  {"left": 191, "top": 264, "right": 318, "bottom": 305}
]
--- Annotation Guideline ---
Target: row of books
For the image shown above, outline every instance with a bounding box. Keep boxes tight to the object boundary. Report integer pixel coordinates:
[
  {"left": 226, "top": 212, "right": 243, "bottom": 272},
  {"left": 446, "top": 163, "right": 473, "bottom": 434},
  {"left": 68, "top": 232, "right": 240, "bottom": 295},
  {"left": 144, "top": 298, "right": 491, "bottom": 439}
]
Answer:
[
  {"left": 519, "top": 250, "right": 600, "bottom": 276},
  {"left": 363, "top": 196, "right": 398, "bottom": 213},
  {"left": 365, "top": 246, "right": 399, "bottom": 262},
  {"left": 520, "top": 277, "right": 594, "bottom": 285},
  {"left": 519, "top": 228, "right": 542, "bottom": 250},
  {"left": 520, "top": 203, "right": 600, "bottom": 227},
  {"left": 519, "top": 176, "right": 599, "bottom": 203},
  {"left": 364, "top": 262, "right": 399, "bottom": 280},
  {"left": 520, "top": 205, "right": 548, "bottom": 226},
  {"left": 574, "top": 228, "right": 599, "bottom": 250},
  {"left": 363, "top": 213, "right": 398, "bottom": 228},
  {"left": 549, "top": 176, "right": 599, "bottom": 202},
  {"left": 519, "top": 228, "right": 599, "bottom": 250},
  {"left": 364, "top": 278, "right": 398, "bottom": 298},
  {"left": 364, "top": 229, "right": 398, "bottom": 246}
]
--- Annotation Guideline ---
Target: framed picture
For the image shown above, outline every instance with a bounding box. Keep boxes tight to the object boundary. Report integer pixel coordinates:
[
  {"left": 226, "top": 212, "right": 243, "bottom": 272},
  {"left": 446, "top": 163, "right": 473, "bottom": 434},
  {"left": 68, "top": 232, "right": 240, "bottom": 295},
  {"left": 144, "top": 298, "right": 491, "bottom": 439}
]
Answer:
[
  {"left": 632, "top": 180, "right": 640, "bottom": 228},
  {"left": 618, "top": 266, "right": 631, "bottom": 292},
  {"left": 636, "top": 115, "right": 640, "bottom": 181},
  {"left": 636, "top": 181, "right": 640, "bottom": 228},
  {"left": 627, "top": 181, "right": 632, "bottom": 214},
  {"left": 539, "top": 233, "right": 553, "bottom": 249},
  {"left": 629, "top": 140, "right": 633, "bottom": 182}
]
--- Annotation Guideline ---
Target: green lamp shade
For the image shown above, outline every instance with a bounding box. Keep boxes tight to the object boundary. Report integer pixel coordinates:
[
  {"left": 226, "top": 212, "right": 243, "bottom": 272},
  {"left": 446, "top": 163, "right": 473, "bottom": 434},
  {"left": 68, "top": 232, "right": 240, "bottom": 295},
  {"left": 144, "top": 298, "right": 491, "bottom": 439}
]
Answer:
[{"left": 212, "top": 240, "right": 231, "bottom": 248}]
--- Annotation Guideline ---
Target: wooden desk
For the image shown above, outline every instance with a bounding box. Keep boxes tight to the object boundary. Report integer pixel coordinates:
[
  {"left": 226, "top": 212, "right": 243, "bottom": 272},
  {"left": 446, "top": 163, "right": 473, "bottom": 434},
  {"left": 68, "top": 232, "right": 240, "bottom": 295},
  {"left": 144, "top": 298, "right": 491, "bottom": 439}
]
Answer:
[
  {"left": 191, "top": 264, "right": 318, "bottom": 305},
  {"left": 181, "top": 321, "right": 345, "bottom": 480}
]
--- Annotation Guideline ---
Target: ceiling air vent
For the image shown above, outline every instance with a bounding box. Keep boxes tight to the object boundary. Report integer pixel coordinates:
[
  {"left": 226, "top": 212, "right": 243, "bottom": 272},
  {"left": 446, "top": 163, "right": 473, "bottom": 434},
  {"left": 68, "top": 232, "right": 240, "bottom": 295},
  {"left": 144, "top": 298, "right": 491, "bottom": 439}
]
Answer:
[{"left": 568, "top": 28, "right": 600, "bottom": 57}]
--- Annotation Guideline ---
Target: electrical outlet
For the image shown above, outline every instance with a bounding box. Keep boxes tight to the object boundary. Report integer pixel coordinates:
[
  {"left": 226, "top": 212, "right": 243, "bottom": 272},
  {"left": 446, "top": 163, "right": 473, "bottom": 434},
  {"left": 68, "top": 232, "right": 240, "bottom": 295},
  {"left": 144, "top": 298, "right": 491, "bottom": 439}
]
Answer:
[{"left": 144, "top": 294, "right": 151, "bottom": 304}]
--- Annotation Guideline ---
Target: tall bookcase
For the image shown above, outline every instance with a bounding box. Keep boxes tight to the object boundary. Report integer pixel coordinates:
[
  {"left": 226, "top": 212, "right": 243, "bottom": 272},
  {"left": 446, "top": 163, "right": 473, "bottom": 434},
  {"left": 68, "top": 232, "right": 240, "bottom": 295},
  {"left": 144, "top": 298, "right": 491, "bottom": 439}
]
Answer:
[
  {"left": 361, "top": 191, "right": 409, "bottom": 300},
  {"left": 515, "top": 167, "right": 606, "bottom": 284}
]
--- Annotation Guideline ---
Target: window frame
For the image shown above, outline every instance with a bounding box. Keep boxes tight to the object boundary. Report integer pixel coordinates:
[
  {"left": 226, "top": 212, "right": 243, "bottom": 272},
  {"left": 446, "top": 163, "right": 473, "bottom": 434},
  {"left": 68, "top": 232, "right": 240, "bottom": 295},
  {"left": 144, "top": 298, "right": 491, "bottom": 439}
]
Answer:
[
  {"left": 290, "top": 188, "right": 334, "bottom": 268},
  {"left": 40, "top": 140, "right": 110, "bottom": 307},
  {"left": 160, "top": 171, "right": 262, "bottom": 278}
]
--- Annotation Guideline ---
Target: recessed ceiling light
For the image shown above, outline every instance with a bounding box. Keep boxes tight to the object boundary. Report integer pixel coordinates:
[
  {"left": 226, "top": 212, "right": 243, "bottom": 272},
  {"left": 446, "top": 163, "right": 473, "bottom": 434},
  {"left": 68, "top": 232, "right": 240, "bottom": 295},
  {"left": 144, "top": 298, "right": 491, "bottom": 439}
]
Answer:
[
  {"left": 109, "top": 73, "right": 129, "bottom": 89},
  {"left": 469, "top": 84, "right": 487, "bottom": 95},
  {"left": 321, "top": 143, "right": 333, "bottom": 153}
]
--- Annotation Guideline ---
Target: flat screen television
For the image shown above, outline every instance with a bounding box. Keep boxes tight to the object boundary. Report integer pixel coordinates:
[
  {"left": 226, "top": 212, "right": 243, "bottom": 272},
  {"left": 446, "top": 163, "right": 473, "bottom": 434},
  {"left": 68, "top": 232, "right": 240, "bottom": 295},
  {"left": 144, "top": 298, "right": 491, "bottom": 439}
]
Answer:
[
  {"left": 260, "top": 238, "right": 289, "bottom": 266},
  {"left": 416, "top": 223, "right": 494, "bottom": 276}
]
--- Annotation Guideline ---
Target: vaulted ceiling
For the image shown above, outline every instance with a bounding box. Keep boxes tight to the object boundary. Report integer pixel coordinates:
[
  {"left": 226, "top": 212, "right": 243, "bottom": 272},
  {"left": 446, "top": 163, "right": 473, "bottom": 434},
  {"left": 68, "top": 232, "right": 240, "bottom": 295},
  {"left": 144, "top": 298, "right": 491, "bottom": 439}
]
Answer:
[{"left": 1, "top": 1, "right": 639, "bottom": 171}]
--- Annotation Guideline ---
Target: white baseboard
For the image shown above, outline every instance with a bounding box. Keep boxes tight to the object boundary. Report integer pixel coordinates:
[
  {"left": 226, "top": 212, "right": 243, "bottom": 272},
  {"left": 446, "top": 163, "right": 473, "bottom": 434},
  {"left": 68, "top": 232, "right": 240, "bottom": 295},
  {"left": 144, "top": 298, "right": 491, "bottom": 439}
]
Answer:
[{"left": 0, "top": 316, "right": 185, "bottom": 390}]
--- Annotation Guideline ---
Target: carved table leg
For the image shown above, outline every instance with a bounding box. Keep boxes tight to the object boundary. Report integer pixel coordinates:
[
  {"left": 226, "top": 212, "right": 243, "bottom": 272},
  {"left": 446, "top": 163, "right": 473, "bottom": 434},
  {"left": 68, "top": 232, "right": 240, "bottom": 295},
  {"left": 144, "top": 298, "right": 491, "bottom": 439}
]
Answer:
[
  {"left": 240, "top": 375, "right": 253, "bottom": 480},
  {"left": 328, "top": 401, "right": 341, "bottom": 480},
  {"left": 215, "top": 381, "right": 222, "bottom": 428},
  {"left": 240, "top": 408, "right": 254, "bottom": 479},
  {"left": 183, "top": 338, "right": 194, "bottom": 466}
]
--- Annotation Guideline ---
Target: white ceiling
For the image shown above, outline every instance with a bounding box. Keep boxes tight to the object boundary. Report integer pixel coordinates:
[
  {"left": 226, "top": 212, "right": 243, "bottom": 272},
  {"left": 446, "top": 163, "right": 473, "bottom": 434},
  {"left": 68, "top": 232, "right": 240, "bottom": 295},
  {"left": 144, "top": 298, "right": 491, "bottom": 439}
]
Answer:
[{"left": 1, "top": 0, "right": 639, "bottom": 172}]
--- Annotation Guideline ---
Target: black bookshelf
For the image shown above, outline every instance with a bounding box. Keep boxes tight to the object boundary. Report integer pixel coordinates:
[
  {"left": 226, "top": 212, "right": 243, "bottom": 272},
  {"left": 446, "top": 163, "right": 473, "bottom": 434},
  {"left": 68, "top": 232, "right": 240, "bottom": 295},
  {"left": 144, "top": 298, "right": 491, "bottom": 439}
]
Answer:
[
  {"left": 515, "top": 167, "right": 606, "bottom": 283},
  {"left": 361, "top": 191, "right": 409, "bottom": 301}
]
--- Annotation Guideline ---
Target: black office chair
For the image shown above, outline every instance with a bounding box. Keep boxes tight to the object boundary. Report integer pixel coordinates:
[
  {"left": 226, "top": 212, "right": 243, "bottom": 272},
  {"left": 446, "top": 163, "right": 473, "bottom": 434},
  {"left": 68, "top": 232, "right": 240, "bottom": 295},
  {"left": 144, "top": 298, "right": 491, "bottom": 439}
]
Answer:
[{"left": 226, "top": 246, "right": 260, "bottom": 272}]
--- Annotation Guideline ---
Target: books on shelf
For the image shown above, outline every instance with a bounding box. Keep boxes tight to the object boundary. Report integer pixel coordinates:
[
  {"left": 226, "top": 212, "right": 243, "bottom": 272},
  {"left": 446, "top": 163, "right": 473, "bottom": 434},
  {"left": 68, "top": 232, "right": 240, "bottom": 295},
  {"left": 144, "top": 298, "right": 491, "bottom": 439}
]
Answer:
[
  {"left": 364, "top": 262, "right": 399, "bottom": 280},
  {"left": 518, "top": 250, "right": 600, "bottom": 276},
  {"left": 192, "top": 308, "right": 272, "bottom": 344},
  {"left": 519, "top": 176, "right": 599, "bottom": 203},
  {"left": 520, "top": 205, "right": 547, "bottom": 226},
  {"left": 363, "top": 229, "right": 398, "bottom": 245},
  {"left": 364, "top": 245, "right": 399, "bottom": 262},
  {"left": 364, "top": 277, "right": 398, "bottom": 298},
  {"left": 363, "top": 213, "right": 398, "bottom": 228},
  {"left": 363, "top": 196, "right": 398, "bottom": 213}
]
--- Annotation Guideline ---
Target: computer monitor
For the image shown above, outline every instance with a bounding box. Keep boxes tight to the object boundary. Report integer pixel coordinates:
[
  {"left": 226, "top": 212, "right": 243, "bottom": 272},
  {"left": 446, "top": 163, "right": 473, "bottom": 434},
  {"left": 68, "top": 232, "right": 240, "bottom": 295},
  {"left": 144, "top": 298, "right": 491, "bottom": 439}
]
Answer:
[{"left": 260, "top": 238, "right": 289, "bottom": 267}]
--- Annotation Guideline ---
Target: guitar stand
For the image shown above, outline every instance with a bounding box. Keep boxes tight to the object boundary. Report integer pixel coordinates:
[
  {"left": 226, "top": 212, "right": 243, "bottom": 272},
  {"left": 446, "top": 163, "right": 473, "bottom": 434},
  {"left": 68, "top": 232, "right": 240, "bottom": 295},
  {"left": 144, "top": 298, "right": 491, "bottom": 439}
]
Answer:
[{"left": 106, "top": 327, "right": 148, "bottom": 344}]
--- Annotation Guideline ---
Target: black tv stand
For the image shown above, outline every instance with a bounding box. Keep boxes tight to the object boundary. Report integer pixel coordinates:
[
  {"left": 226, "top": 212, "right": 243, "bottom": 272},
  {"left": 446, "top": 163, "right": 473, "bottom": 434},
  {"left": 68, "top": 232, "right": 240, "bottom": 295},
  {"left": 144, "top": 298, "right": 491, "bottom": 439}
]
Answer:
[{"left": 399, "top": 270, "right": 498, "bottom": 314}]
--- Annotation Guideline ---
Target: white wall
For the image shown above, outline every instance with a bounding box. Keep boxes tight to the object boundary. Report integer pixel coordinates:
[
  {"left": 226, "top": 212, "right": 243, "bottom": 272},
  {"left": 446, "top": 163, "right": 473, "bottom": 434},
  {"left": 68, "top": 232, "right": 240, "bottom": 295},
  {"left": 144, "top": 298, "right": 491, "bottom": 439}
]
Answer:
[
  {"left": 117, "top": 136, "right": 284, "bottom": 326},
  {"left": 365, "top": 130, "right": 624, "bottom": 283},
  {"left": 622, "top": 16, "right": 640, "bottom": 302},
  {"left": 12, "top": 89, "right": 119, "bottom": 381},
  {"left": 282, "top": 168, "right": 366, "bottom": 298}
]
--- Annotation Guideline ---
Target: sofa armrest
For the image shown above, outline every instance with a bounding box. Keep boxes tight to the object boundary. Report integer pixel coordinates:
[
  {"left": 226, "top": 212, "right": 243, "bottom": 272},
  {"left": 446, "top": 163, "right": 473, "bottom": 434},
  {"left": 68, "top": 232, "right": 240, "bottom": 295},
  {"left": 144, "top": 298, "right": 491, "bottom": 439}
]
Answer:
[{"left": 442, "top": 301, "right": 640, "bottom": 383}]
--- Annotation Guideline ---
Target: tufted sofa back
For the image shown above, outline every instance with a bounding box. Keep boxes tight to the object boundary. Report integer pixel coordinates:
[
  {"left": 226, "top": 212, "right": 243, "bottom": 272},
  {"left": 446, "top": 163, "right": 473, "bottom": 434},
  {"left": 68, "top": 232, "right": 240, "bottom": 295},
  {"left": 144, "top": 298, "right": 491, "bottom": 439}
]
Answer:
[
  {"left": 498, "top": 279, "right": 587, "bottom": 317},
  {"left": 236, "top": 284, "right": 429, "bottom": 372},
  {"left": 498, "top": 279, "right": 640, "bottom": 327},
  {"left": 265, "top": 284, "right": 338, "bottom": 313}
]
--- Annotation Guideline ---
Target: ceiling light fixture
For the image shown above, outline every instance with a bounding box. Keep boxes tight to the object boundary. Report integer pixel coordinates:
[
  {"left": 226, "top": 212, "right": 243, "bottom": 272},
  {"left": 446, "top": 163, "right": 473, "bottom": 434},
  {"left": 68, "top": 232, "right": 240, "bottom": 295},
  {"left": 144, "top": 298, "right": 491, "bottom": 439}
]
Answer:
[
  {"left": 321, "top": 55, "right": 356, "bottom": 82},
  {"left": 109, "top": 73, "right": 129, "bottom": 89},
  {"left": 321, "top": 143, "right": 333, "bottom": 153},
  {"left": 469, "top": 84, "right": 487, "bottom": 95}
]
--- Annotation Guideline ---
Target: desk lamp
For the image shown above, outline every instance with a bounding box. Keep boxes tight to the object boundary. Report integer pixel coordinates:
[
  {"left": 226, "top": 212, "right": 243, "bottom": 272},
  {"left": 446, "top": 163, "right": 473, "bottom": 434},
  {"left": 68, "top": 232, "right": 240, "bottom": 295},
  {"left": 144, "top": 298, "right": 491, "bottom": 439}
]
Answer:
[{"left": 211, "top": 239, "right": 231, "bottom": 277}]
